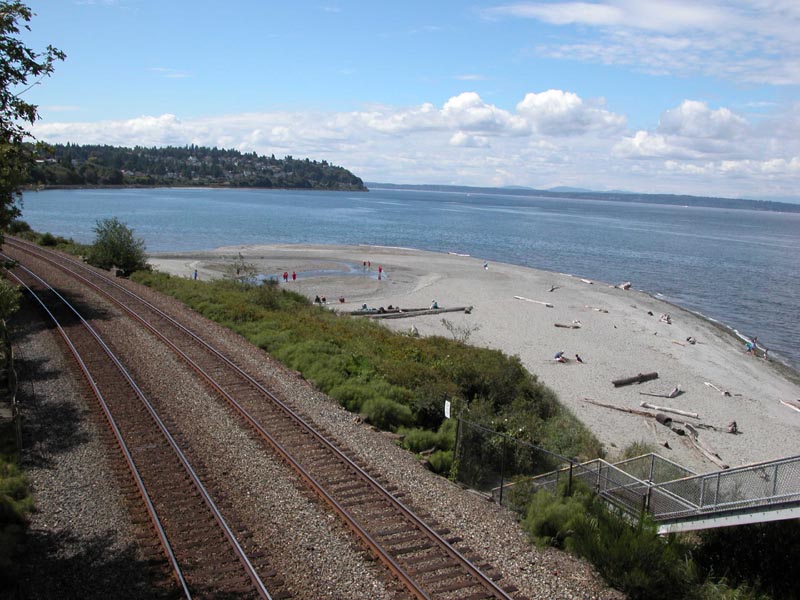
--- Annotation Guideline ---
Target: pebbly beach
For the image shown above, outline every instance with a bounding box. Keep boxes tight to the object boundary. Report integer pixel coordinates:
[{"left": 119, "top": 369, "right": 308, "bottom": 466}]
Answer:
[{"left": 149, "top": 243, "right": 800, "bottom": 474}]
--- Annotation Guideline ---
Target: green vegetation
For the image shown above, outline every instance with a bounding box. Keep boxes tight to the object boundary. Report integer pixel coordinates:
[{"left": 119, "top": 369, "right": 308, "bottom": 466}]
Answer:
[
  {"left": 27, "top": 144, "right": 366, "bottom": 191},
  {"left": 1, "top": 1, "right": 65, "bottom": 243},
  {"left": 86, "top": 217, "right": 148, "bottom": 276},
  {"left": 0, "top": 2, "right": 60, "bottom": 586},
  {"left": 519, "top": 484, "right": 797, "bottom": 600},
  {"left": 130, "top": 270, "right": 601, "bottom": 472}
]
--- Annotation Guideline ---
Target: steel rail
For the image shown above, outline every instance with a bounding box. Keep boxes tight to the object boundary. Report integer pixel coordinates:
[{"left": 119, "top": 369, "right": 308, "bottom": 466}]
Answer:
[
  {"left": 6, "top": 237, "right": 516, "bottom": 600},
  {"left": 4, "top": 258, "right": 272, "bottom": 600}
]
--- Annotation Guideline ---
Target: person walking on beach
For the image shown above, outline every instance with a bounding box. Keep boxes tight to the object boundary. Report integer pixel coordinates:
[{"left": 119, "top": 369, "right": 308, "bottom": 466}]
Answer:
[
  {"left": 282, "top": 271, "right": 288, "bottom": 282},
  {"left": 378, "top": 265, "right": 383, "bottom": 280},
  {"left": 292, "top": 271, "right": 297, "bottom": 281}
]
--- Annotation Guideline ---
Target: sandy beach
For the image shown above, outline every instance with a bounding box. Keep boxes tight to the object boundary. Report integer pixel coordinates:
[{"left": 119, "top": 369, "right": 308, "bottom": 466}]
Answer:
[{"left": 149, "top": 244, "right": 800, "bottom": 474}]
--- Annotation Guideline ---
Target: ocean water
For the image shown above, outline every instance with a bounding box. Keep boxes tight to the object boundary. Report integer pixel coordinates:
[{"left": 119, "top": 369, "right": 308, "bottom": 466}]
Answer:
[{"left": 19, "top": 187, "right": 800, "bottom": 369}]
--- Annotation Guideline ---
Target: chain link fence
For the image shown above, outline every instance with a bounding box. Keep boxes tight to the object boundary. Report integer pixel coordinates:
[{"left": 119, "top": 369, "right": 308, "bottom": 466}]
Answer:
[
  {"left": 456, "top": 413, "right": 800, "bottom": 529},
  {"left": 452, "top": 417, "right": 572, "bottom": 506}
]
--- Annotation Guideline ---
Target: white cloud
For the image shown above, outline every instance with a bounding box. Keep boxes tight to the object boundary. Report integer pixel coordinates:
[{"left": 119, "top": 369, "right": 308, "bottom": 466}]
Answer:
[
  {"left": 488, "top": 2, "right": 732, "bottom": 33},
  {"left": 658, "top": 100, "right": 748, "bottom": 139},
  {"left": 516, "top": 89, "right": 625, "bottom": 135},
  {"left": 449, "top": 132, "right": 490, "bottom": 147},
  {"left": 487, "top": 1, "right": 800, "bottom": 85}
]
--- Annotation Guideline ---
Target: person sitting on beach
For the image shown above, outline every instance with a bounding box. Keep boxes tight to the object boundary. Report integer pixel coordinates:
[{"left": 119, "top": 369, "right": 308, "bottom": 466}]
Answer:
[
  {"left": 430, "top": 300, "right": 439, "bottom": 309},
  {"left": 314, "top": 295, "right": 321, "bottom": 304},
  {"left": 554, "top": 351, "right": 567, "bottom": 363},
  {"left": 575, "top": 354, "right": 583, "bottom": 363},
  {"left": 338, "top": 296, "right": 345, "bottom": 303}
]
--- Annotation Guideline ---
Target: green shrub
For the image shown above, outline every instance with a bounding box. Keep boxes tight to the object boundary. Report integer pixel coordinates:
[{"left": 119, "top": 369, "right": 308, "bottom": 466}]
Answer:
[
  {"left": 522, "top": 488, "right": 589, "bottom": 548},
  {"left": 361, "top": 397, "right": 414, "bottom": 431},
  {"left": 400, "top": 427, "right": 440, "bottom": 453},
  {"left": 6, "top": 220, "right": 31, "bottom": 234},
  {"left": 521, "top": 486, "right": 694, "bottom": 600},
  {"left": 86, "top": 217, "right": 147, "bottom": 275},
  {"left": 427, "top": 450, "right": 453, "bottom": 475},
  {"left": 38, "top": 231, "right": 57, "bottom": 246}
]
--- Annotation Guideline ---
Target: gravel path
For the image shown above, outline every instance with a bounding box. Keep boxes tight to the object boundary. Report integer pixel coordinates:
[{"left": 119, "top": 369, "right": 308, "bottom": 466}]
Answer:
[{"left": 11, "top": 258, "right": 623, "bottom": 599}]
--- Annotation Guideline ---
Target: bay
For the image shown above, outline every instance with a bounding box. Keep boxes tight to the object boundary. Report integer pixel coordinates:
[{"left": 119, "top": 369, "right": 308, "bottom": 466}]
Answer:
[{"left": 20, "top": 187, "right": 800, "bottom": 369}]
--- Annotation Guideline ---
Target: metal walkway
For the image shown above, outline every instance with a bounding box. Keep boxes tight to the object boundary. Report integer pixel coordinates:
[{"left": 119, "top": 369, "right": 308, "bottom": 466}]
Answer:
[{"left": 524, "top": 453, "right": 800, "bottom": 533}]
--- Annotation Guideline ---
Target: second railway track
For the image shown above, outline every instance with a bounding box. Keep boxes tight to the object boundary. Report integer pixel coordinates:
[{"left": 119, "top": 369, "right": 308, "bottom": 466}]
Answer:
[{"left": 5, "top": 237, "right": 525, "bottom": 600}]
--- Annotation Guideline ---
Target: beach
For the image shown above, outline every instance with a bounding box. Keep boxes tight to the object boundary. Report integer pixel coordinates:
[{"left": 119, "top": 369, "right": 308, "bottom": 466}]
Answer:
[{"left": 149, "top": 244, "right": 800, "bottom": 474}]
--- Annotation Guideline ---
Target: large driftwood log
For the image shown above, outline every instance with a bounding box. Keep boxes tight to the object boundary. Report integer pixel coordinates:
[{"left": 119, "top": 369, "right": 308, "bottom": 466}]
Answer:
[
  {"left": 370, "top": 306, "right": 473, "bottom": 319},
  {"left": 612, "top": 372, "right": 658, "bottom": 387},
  {"left": 640, "top": 402, "right": 698, "bottom": 419}
]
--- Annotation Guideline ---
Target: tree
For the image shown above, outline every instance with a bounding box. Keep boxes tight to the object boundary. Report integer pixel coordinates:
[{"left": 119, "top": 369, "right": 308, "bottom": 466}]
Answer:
[
  {"left": 1, "top": 2, "right": 64, "bottom": 238},
  {"left": 86, "top": 217, "right": 148, "bottom": 276}
]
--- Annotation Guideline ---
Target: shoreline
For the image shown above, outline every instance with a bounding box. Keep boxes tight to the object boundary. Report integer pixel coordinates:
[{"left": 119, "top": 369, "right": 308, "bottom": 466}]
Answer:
[{"left": 148, "top": 243, "right": 800, "bottom": 473}]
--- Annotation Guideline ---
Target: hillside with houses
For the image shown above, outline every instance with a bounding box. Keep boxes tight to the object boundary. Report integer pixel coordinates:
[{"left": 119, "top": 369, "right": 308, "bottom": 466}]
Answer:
[{"left": 27, "top": 144, "right": 366, "bottom": 191}]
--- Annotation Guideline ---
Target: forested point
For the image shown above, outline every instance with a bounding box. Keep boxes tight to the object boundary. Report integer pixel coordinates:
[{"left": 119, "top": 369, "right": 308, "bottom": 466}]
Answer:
[{"left": 25, "top": 143, "right": 367, "bottom": 191}]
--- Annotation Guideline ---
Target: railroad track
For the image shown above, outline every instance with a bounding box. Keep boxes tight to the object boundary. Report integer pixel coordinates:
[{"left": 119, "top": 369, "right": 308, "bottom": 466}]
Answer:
[
  {"left": 5, "top": 237, "right": 523, "bottom": 600},
  {"left": 3, "top": 256, "right": 279, "bottom": 599}
]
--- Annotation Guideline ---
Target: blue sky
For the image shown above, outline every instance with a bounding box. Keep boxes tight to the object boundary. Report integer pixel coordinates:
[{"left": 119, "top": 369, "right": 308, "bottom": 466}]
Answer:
[{"left": 19, "top": 1, "right": 800, "bottom": 201}]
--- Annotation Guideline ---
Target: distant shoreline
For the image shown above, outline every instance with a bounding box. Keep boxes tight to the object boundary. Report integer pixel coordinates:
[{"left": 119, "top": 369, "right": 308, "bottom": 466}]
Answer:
[
  {"left": 367, "top": 182, "right": 800, "bottom": 213},
  {"left": 24, "top": 184, "right": 369, "bottom": 193}
]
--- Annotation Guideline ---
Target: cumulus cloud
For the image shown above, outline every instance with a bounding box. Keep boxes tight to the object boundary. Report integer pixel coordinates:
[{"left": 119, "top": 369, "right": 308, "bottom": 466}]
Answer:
[
  {"left": 658, "top": 100, "right": 748, "bottom": 139},
  {"left": 516, "top": 89, "right": 625, "bottom": 135}
]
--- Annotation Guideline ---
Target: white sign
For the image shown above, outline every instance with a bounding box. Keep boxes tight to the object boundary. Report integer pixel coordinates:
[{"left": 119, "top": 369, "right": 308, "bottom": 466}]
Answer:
[{"left": 444, "top": 400, "right": 451, "bottom": 419}]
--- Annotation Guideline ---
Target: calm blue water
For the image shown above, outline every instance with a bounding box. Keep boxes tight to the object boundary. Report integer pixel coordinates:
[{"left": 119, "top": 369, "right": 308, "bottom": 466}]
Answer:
[{"left": 19, "top": 187, "right": 800, "bottom": 369}]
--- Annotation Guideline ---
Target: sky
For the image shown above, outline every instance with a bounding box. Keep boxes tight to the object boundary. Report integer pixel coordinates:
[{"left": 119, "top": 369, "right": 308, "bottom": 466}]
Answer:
[{"left": 17, "top": 0, "right": 800, "bottom": 201}]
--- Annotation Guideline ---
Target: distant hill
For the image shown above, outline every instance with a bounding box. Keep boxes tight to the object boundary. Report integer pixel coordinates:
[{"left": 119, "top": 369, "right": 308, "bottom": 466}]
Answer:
[
  {"left": 366, "top": 182, "right": 800, "bottom": 213},
  {"left": 27, "top": 144, "right": 366, "bottom": 191}
]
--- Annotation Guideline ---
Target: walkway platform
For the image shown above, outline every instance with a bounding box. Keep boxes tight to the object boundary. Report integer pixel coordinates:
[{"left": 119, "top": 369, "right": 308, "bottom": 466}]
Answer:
[{"left": 522, "top": 453, "right": 800, "bottom": 533}]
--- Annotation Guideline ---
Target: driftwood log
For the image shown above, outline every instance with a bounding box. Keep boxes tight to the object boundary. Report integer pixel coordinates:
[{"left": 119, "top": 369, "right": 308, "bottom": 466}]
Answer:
[
  {"left": 639, "top": 386, "right": 681, "bottom": 399},
  {"left": 554, "top": 323, "right": 581, "bottom": 329},
  {"left": 514, "top": 295, "right": 554, "bottom": 308},
  {"left": 584, "top": 398, "right": 659, "bottom": 419},
  {"left": 369, "top": 306, "right": 473, "bottom": 319},
  {"left": 780, "top": 400, "right": 800, "bottom": 413},
  {"left": 612, "top": 372, "right": 658, "bottom": 387},
  {"left": 684, "top": 423, "right": 729, "bottom": 469},
  {"left": 640, "top": 401, "right": 698, "bottom": 419},
  {"left": 704, "top": 381, "right": 732, "bottom": 397}
]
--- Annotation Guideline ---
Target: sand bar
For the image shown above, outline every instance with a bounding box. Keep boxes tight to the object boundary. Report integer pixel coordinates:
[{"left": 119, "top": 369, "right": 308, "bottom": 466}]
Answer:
[{"left": 149, "top": 244, "right": 800, "bottom": 473}]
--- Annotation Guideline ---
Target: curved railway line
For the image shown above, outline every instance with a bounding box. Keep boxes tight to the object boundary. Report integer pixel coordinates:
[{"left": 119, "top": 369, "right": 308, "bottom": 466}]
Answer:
[
  {"left": 5, "top": 237, "right": 524, "bottom": 600},
  {"left": 3, "top": 257, "right": 276, "bottom": 599}
]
